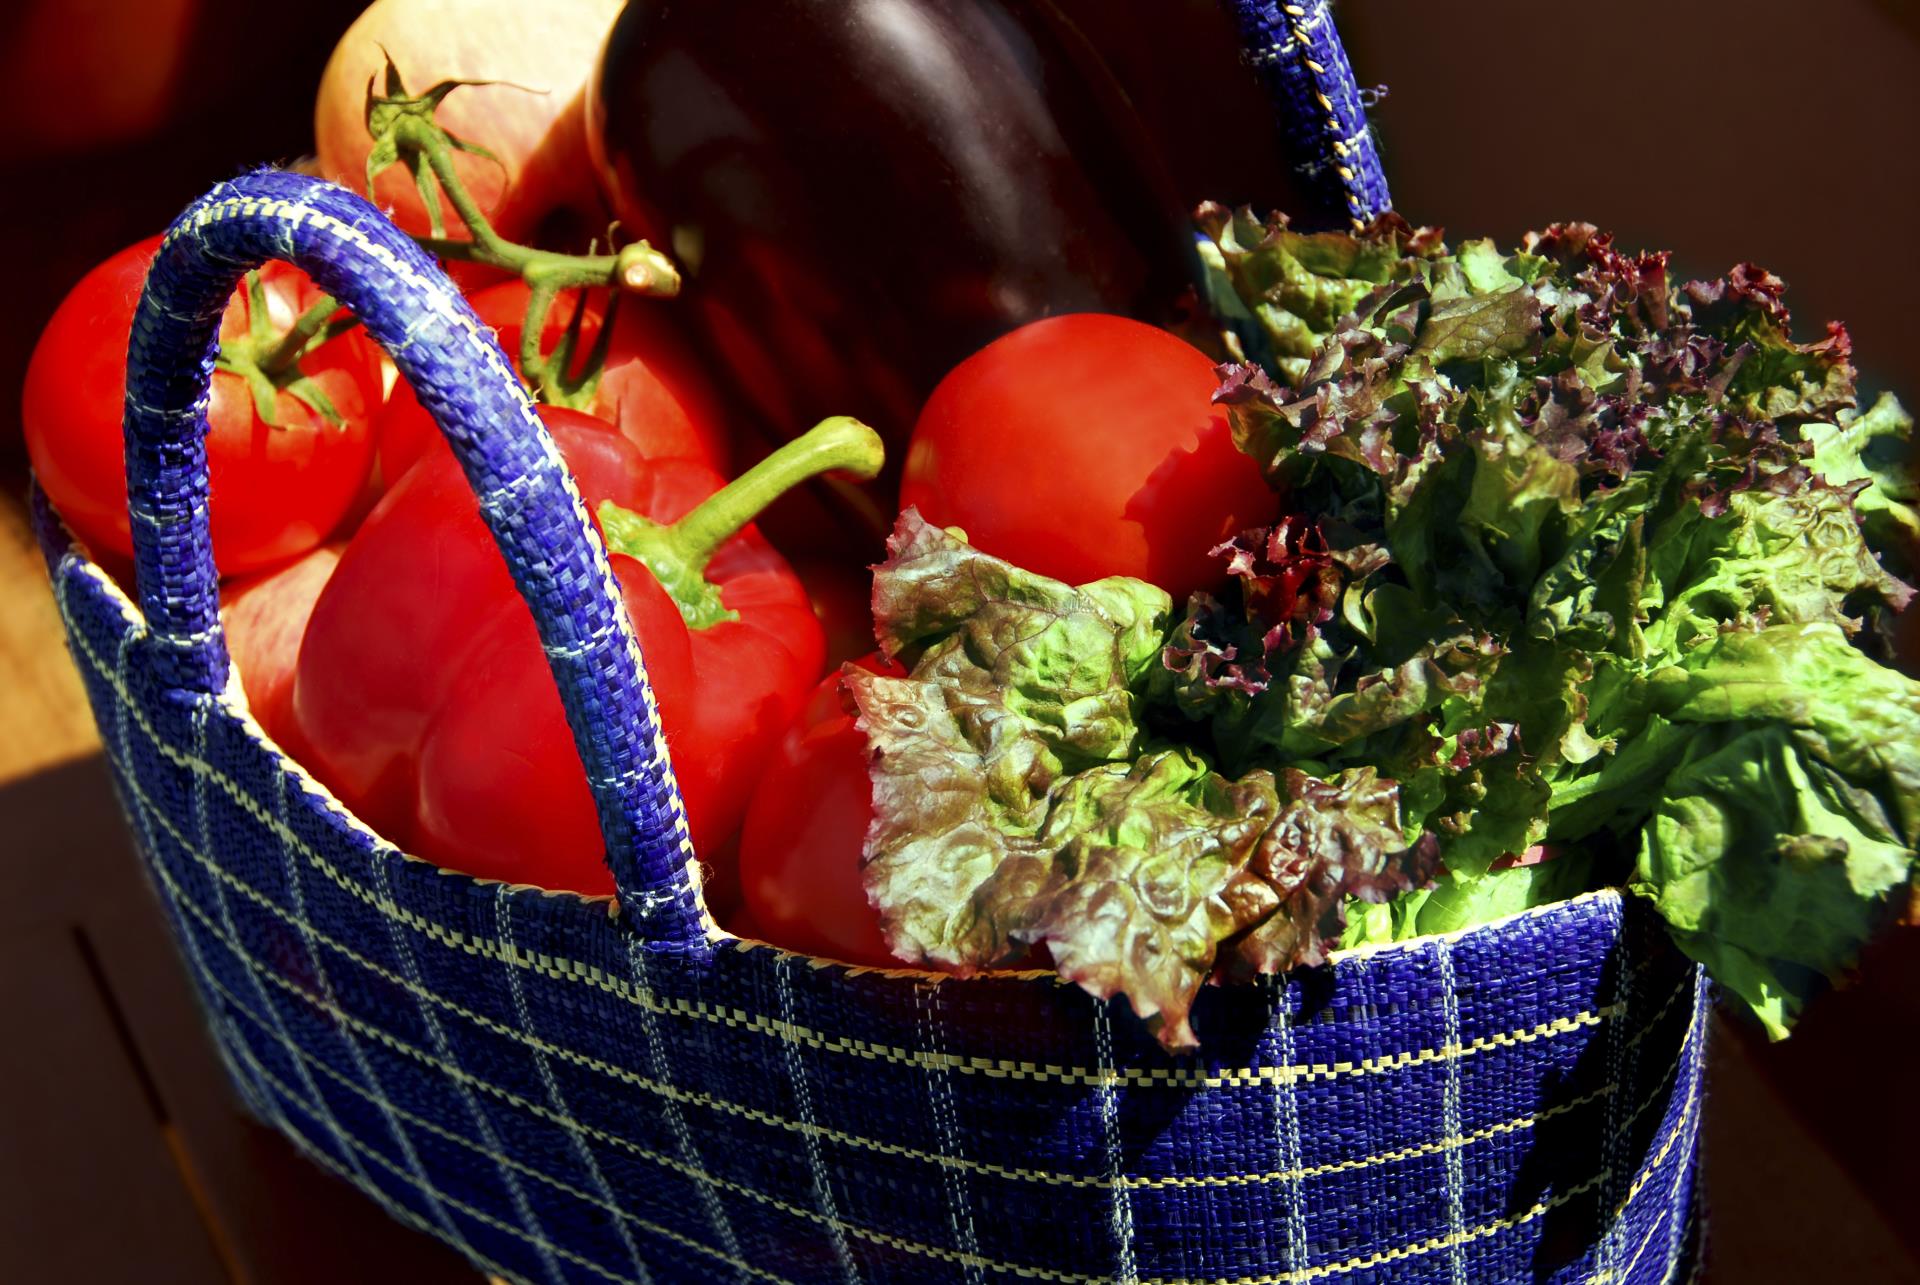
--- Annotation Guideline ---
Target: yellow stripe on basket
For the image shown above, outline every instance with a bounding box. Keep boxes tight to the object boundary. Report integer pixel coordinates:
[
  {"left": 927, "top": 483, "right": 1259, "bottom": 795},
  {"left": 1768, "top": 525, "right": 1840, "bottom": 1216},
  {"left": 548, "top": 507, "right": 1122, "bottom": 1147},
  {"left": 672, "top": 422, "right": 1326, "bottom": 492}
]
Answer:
[
  {"left": 199, "top": 920, "right": 1704, "bottom": 1285},
  {"left": 220, "top": 1019, "right": 799, "bottom": 1285},
  {"left": 1589, "top": 987, "right": 1707, "bottom": 1285},
  {"left": 106, "top": 688, "right": 1691, "bottom": 1206},
  {"left": 260, "top": 1119, "right": 541, "bottom": 1285},
  {"left": 201, "top": 954, "right": 1109, "bottom": 1285},
  {"left": 128, "top": 726, "right": 1705, "bottom": 1285},
  {"left": 218, "top": 947, "right": 1702, "bottom": 1285}
]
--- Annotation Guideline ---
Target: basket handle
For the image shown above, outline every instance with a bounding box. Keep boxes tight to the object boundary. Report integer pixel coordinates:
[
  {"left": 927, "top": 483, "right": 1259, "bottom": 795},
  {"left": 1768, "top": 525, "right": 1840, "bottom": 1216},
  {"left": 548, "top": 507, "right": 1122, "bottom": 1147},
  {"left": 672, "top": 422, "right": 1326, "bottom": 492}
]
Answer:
[
  {"left": 1219, "top": 0, "right": 1392, "bottom": 228},
  {"left": 124, "top": 169, "right": 707, "bottom": 950}
]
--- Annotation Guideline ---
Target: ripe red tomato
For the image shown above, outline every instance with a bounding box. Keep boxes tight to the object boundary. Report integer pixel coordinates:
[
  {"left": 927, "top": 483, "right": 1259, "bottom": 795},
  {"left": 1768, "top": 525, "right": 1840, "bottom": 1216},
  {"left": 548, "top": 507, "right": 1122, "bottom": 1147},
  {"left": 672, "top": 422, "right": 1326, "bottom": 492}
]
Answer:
[
  {"left": 899, "top": 313, "right": 1278, "bottom": 601},
  {"left": 737, "top": 659, "right": 902, "bottom": 967},
  {"left": 313, "top": 0, "right": 621, "bottom": 244},
  {"left": 23, "top": 237, "right": 382, "bottom": 576},
  {"left": 375, "top": 281, "right": 730, "bottom": 485}
]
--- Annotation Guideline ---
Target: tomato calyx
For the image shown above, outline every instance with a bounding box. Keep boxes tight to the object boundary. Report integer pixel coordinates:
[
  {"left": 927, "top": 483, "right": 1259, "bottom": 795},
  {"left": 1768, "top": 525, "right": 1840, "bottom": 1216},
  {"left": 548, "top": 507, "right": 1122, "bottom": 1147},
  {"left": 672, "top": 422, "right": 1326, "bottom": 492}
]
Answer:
[
  {"left": 213, "top": 270, "right": 359, "bottom": 428},
  {"left": 599, "top": 416, "right": 886, "bottom": 630},
  {"left": 367, "top": 53, "right": 677, "bottom": 297},
  {"left": 362, "top": 54, "right": 517, "bottom": 240}
]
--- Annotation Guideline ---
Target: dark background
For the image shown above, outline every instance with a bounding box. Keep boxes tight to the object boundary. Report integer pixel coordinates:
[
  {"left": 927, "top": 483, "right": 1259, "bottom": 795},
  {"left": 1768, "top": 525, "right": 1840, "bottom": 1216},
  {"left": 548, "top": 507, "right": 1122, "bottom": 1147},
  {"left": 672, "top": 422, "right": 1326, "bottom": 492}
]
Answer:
[{"left": 2, "top": 0, "right": 1915, "bottom": 1280}]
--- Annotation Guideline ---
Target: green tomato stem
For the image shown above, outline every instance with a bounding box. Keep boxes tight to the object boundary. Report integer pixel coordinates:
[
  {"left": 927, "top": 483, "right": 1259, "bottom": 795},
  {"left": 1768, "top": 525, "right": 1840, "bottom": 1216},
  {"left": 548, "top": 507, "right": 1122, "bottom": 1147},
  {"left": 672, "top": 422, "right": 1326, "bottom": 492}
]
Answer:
[
  {"left": 260, "top": 294, "right": 357, "bottom": 377},
  {"left": 599, "top": 417, "right": 886, "bottom": 629},
  {"left": 396, "top": 114, "right": 680, "bottom": 299},
  {"left": 518, "top": 276, "right": 562, "bottom": 393},
  {"left": 216, "top": 275, "right": 351, "bottom": 428}
]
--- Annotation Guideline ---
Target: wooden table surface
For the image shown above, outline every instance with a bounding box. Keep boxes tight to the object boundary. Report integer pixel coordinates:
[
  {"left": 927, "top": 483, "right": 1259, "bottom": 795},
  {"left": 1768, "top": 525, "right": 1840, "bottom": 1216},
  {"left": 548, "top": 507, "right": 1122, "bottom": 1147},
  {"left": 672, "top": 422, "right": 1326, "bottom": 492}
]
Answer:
[{"left": 4, "top": 475, "right": 1917, "bottom": 1281}]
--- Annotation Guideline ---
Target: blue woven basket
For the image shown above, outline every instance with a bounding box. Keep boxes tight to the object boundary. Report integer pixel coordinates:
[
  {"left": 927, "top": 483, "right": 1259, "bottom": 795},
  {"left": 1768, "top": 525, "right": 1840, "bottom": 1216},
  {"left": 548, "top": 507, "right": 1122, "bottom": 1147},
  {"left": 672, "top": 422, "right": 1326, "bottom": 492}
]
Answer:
[{"left": 37, "top": 5, "right": 1708, "bottom": 1281}]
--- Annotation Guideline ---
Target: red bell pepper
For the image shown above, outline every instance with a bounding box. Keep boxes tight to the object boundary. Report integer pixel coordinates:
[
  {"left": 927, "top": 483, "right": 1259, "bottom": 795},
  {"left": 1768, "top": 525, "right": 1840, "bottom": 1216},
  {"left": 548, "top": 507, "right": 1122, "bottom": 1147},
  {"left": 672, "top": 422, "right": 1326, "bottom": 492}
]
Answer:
[
  {"left": 736, "top": 655, "right": 905, "bottom": 966},
  {"left": 290, "top": 406, "right": 884, "bottom": 897}
]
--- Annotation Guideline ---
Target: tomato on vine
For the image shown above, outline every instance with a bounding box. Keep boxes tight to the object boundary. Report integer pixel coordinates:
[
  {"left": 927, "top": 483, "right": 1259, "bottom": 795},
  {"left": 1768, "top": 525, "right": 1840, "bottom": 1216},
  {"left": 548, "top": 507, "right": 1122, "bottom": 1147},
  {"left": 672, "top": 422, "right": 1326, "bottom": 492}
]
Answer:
[
  {"left": 375, "top": 281, "right": 729, "bottom": 485},
  {"left": 23, "top": 236, "right": 382, "bottom": 576},
  {"left": 313, "top": 0, "right": 622, "bottom": 247}
]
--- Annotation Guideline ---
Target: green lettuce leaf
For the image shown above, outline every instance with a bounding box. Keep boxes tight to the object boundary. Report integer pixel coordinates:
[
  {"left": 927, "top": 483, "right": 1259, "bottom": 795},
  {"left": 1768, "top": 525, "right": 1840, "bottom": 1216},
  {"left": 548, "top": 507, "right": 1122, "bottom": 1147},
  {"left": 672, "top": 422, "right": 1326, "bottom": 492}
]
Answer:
[
  {"left": 857, "top": 215, "right": 1919, "bottom": 1050},
  {"left": 852, "top": 514, "right": 1435, "bottom": 1049},
  {"left": 1194, "top": 203, "right": 1442, "bottom": 383},
  {"left": 1632, "top": 721, "right": 1912, "bottom": 1038},
  {"left": 1805, "top": 392, "right": 1919, "bottom": 579},
  {"left": 1191, "top": 216, "right": 1920, "bottom": 1029},
  {"left": 1340, "top": 848, "right": 1597, "bottom": 948},
  {"left": 1620, "top": 623, "right": 1920, "bottom": 1034}
]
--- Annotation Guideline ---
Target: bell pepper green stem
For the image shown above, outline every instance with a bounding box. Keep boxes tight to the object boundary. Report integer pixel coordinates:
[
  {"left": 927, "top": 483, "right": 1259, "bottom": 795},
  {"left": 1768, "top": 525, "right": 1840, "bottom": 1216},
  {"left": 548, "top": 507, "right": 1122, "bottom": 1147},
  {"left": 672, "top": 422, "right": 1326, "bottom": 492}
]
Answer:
[
  {"left": 676, "top": 417, "right": 885, "bottom": 570},
  {"left": 599, "top": 417, "right": 885, "bottom": 630}
]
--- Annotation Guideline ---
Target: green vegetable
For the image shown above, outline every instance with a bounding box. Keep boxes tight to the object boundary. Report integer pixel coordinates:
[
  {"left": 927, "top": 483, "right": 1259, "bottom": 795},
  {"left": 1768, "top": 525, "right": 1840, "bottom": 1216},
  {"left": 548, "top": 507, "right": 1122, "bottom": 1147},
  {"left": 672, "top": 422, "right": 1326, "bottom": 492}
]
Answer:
[
  {"left": 1339, "top": 849, "right": 1598, "bottom": 949},
  {"left": 850, "top": 516, "right": 1434, "bottom": 1049},
  {"left": 1192, "top": 212, "right": 1919, "bottom": 1033},
  {"left": 857, "top": 211, "right": 1918, "bottom": 1046}
]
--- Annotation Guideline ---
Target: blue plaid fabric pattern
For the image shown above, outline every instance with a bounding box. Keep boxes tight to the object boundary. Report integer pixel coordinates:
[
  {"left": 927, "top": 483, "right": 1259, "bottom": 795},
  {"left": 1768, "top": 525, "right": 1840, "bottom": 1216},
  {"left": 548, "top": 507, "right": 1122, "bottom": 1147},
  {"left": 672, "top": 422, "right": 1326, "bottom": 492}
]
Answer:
[{"left": 36, "top": 8, "right": 1706, "bottom": 1280}]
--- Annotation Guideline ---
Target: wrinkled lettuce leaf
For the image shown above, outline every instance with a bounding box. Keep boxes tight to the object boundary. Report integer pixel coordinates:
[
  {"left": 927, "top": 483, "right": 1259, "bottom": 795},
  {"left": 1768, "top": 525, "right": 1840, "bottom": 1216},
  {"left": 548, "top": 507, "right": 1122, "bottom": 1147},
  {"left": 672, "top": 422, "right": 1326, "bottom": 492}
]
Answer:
[
  {"left": 1805, "top": 393, "right": 1920, "bottom": 580},
  {"left": 851, "top": 515, "right": 1435, "bottom": 1049},
  {"left": 1631, "top": 721, "right": 1912, "bottom": 1038},
  {"left": 1190, "top": 216, "right": 1918, "bottom": 1034}
]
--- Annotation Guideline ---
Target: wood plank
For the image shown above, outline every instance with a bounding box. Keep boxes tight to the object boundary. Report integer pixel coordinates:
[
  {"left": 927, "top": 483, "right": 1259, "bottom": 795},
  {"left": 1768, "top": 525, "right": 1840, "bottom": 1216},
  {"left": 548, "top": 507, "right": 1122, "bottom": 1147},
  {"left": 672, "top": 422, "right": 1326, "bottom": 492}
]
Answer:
[
  {"left": 0, "top": 921, "right": 228, "bottom": 1283},
  {"left": 2, "top": 756, "right": 479, "bottom": 1282},
  {"left": 0, "top": 480, "right": 101, "bottom": 784},
  {"left": 87, "top": 886, "right": 485, "bottom": 1284}
]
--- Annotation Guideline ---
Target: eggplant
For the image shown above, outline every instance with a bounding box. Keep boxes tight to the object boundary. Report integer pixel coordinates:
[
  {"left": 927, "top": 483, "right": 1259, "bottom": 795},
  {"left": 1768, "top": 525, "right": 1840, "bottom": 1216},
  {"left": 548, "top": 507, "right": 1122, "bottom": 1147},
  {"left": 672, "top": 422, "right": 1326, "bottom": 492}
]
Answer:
[{"left": 587, "top": 0, "right": 1202, "bottom": 452}]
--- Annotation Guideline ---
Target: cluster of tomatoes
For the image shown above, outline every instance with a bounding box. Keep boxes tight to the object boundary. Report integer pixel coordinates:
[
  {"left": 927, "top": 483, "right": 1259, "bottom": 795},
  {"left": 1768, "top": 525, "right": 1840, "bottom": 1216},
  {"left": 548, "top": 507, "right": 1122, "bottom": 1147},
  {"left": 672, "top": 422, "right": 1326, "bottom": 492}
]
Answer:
[{"left": 22, "top": 0, "right": 1277, "bottom": 968}]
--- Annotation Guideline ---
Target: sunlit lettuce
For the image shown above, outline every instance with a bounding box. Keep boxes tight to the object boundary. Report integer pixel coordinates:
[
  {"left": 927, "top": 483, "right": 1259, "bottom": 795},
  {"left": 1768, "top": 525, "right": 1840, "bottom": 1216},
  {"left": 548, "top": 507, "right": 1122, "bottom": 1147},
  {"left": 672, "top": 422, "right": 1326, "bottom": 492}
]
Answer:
[
  {"left": 857, "top": 214, "right": 1918, "bottom": 1045},
  {"left": 850, "top": 516, "right": 1434, "bottom": 1049},
  {"left": 1189, "top": 212, "right": 1917, "bottom": 1033}
]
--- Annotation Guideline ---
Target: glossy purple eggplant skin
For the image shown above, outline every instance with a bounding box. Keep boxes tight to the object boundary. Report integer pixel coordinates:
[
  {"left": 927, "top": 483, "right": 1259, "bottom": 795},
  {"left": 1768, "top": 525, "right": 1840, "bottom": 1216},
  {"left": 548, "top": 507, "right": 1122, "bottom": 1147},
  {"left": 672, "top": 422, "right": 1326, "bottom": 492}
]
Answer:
[{"left": 586, "top": 0, "right": 1200, "bottom": 449}]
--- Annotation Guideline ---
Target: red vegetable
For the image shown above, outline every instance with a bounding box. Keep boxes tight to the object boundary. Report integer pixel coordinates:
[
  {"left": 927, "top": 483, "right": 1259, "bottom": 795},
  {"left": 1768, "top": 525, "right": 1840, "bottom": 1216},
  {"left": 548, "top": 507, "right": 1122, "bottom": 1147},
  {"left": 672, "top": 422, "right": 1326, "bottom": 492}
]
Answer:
[
  {"left": 737, "top": 657, "right": 904, "bottom": 967},
  {"left": 375, "top": 280, "right": 729, "bottom": 485},
  {"left": 24, "top": 237, "right": 381, "bottom": 575},
  {"left": 899, "top": 313, "right": 1279, "bottom": 602},
  {"left": 221, "top": 542, "right": 343, "bottom": 755},
  {"left": 292, "top": 409, "right": 881, "bottom": 895},
  {"left": 791, "top": 557, "right": 879, "bottom": 673}
]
